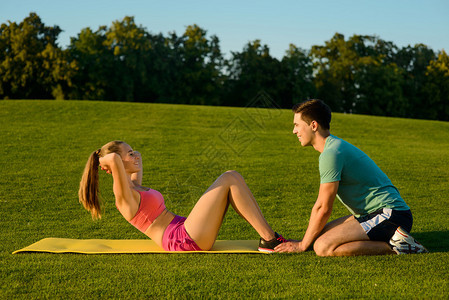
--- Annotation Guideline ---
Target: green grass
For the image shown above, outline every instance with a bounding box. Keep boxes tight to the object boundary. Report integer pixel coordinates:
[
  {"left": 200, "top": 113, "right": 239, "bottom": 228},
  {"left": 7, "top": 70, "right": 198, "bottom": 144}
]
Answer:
[{"left": 1, "top": 100, "right": 448, "bottom": 299}]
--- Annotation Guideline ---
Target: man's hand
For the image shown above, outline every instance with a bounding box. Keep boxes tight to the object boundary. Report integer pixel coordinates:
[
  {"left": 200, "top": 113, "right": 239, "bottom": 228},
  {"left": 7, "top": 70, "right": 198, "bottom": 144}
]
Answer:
[{"left": 275, "top": 240, "right": 305, "bottom": 253}]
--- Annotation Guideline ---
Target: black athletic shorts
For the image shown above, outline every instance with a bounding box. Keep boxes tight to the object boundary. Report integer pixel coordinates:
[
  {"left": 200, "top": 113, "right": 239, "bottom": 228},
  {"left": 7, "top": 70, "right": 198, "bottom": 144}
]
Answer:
[{"left": 355, "top": 208, "right": 413, "bottom": 243}]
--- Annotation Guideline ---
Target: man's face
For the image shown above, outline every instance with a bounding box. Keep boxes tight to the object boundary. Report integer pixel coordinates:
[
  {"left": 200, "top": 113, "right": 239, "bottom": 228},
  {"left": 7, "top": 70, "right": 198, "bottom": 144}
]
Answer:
[{"left": 293, "top": 113, "right": 314, "bottom": 147}]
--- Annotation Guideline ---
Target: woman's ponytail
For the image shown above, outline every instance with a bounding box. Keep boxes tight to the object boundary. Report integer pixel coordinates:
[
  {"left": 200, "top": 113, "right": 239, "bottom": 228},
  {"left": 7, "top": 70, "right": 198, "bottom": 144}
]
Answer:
[{"left": 78, "top": 149, "right": 102, "bottom": 219}]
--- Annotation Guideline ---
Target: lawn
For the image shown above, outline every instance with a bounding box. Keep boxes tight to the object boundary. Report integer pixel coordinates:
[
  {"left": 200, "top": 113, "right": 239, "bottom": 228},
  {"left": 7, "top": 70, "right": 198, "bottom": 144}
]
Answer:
[{"left": 1, "top": 100, "right": 448, "bottom": 299}]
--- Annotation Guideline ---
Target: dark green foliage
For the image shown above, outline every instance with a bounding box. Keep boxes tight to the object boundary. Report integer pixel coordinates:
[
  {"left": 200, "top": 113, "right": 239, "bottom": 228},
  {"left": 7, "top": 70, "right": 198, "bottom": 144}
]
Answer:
[
  {"left": 0, "top": 13, "right": 74, "bottom": 99},
  {"left": 1, "top": 13, "right": 448, "bottom": 120}
]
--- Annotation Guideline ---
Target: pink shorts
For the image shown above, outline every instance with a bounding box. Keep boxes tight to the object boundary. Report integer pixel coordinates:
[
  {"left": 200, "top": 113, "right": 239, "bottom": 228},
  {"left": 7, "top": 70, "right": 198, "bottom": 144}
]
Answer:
[{"left": 162, "top": 215, "right": 203, "bottom": 251}]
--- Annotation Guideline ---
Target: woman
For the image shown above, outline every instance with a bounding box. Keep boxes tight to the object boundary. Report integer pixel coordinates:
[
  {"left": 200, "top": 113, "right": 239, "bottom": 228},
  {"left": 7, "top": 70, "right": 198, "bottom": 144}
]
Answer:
[{"left": 79, "top": 140, "right": 285, "bottom": 252}]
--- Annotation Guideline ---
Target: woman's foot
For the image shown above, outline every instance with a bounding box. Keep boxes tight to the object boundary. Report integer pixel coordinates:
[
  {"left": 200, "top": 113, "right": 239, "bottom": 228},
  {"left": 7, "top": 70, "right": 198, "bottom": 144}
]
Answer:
[{"left": 258, "top": 232, "right": 287, "bottom": 253}]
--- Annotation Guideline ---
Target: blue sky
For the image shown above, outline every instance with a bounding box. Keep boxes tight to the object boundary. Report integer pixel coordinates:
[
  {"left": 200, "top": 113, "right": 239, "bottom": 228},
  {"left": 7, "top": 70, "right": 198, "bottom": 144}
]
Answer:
[{"left": 1, "top": 0, "right": 448, "bottom": 59}]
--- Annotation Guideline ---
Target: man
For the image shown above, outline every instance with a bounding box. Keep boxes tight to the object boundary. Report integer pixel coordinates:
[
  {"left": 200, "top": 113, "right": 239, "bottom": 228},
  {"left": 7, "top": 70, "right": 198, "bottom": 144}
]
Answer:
[{"left": 275, "top": 99, "right": 428, "bottom": 256}]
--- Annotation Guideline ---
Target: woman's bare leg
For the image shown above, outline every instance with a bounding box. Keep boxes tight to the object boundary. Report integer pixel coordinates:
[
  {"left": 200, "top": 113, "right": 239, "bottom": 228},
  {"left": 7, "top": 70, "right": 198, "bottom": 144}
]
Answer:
[{"left": 184, "top": 170, "right": 276, "bottom": 250}]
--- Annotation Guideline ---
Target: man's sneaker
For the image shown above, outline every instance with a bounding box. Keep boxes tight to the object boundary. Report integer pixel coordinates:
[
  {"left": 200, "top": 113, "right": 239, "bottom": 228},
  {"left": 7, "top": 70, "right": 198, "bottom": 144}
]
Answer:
[
  {"left": 258, "top": 232, "right": 287, "bottom": 253},
  {"left": 389, "top": 227, "right": 429, "bottom": 255}
]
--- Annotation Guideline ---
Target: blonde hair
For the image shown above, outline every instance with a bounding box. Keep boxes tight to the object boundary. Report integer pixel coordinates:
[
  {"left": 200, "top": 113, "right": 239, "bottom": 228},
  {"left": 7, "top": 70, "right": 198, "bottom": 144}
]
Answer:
[{"left": 78, "top": 141, "right": 124, "bottom": 219}]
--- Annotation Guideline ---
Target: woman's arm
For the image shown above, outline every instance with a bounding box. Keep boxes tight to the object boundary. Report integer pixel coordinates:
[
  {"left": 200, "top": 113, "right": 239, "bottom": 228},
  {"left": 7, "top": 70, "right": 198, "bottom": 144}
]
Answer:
[{"left": 99, "top": 153, "right": 136, "bottom": 207}]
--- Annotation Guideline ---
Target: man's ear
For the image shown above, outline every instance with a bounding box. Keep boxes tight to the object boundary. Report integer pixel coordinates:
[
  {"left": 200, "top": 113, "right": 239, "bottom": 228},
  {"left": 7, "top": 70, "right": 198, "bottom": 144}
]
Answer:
[{"left": 310, "top": 120, "right": 319, "bottom": 132}]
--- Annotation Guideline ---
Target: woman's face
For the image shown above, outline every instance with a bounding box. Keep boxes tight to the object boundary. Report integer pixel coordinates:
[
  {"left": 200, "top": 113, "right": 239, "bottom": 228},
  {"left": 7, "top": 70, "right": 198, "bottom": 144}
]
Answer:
[{"left": 119, "top": 143, "right": 141, "bottom": 174}]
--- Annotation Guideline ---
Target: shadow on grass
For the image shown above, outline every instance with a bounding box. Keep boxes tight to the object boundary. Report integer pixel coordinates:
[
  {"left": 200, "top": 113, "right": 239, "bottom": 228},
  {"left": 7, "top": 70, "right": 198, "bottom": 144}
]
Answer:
[{"left": 413, "top": 231, "right": 449, "bottom": 253}]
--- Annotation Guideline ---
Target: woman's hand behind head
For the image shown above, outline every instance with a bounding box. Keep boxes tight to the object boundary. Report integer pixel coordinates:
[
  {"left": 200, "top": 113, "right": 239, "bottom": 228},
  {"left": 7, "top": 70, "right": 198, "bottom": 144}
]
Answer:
[{"left": 99, "top": 153, "right": 120, "bottom": 174}]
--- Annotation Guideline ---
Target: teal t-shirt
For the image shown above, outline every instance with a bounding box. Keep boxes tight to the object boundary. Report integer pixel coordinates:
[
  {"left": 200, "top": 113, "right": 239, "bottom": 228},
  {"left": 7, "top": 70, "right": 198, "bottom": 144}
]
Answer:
[{"left": 319, "top": 135, "right": 409, "bottom": 217}]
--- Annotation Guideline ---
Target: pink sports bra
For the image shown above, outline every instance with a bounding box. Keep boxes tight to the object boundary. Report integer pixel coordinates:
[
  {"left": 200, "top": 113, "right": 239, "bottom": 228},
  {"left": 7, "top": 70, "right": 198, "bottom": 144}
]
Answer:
[{"left": 128, "top": 189, "right": 166, "bottom": 233}]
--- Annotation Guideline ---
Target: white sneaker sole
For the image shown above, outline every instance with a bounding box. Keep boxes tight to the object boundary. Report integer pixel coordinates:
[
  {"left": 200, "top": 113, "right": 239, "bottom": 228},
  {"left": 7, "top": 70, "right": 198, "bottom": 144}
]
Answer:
[
  {"left": 390, "top": 228, "right": 428, "bottom": 254},
  {"left": 258, "top": 247, "right": 275, "bottom": 253}
]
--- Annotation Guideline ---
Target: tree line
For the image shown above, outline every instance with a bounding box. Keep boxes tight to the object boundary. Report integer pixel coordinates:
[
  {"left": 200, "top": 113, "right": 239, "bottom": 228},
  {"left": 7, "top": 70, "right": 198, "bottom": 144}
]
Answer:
[{"left": 1, "top": 13, "right": 448, "bottom": 120}]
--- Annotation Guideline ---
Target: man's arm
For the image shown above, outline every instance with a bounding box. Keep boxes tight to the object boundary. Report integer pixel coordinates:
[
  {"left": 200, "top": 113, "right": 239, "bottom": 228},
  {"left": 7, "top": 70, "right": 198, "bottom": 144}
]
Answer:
[{"left": 275, "top": 181, "right": 339, "bottom": 253}]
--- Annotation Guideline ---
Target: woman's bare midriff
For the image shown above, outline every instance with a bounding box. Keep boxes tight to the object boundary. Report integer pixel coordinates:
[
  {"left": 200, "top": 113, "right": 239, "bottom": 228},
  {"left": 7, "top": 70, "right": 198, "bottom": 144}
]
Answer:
[{"left": 143, "top": 209, "right": 176, "bottom": 247}]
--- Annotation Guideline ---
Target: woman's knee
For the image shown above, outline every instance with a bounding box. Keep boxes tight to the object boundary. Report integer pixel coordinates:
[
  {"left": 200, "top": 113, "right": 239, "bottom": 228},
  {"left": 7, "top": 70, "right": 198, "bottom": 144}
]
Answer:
[
  {"left": 221, "top": 170, "right": 242, "bottom": 183},
  {"left": 224, "top": 170, "right": 240, "bottom": 177}
]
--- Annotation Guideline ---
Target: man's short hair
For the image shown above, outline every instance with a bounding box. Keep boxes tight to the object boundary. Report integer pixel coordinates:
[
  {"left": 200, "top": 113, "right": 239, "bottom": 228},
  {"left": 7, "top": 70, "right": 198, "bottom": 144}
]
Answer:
[{"left": 292, "top": 99, "right": 332, "bottom": 130}]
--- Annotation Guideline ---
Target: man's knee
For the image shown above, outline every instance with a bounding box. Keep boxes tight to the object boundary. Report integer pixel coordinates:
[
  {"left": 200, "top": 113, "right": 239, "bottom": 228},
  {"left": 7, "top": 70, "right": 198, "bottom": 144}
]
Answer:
[{"left": 313, "top": 237, "right": 334, "bottom": 257}]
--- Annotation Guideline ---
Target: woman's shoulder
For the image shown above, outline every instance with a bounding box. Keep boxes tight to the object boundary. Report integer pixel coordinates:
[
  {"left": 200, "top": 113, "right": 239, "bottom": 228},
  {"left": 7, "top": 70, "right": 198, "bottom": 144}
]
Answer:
[{"left": 133, "top": 183, "right": 151, "bottom": 192}]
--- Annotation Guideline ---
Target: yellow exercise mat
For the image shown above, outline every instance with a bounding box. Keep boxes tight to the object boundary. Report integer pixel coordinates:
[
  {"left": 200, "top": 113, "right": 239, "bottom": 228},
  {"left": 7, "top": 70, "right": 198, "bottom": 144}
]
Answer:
[{"left": 12, "top": 238, "right": 264, "bottom": 254}]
